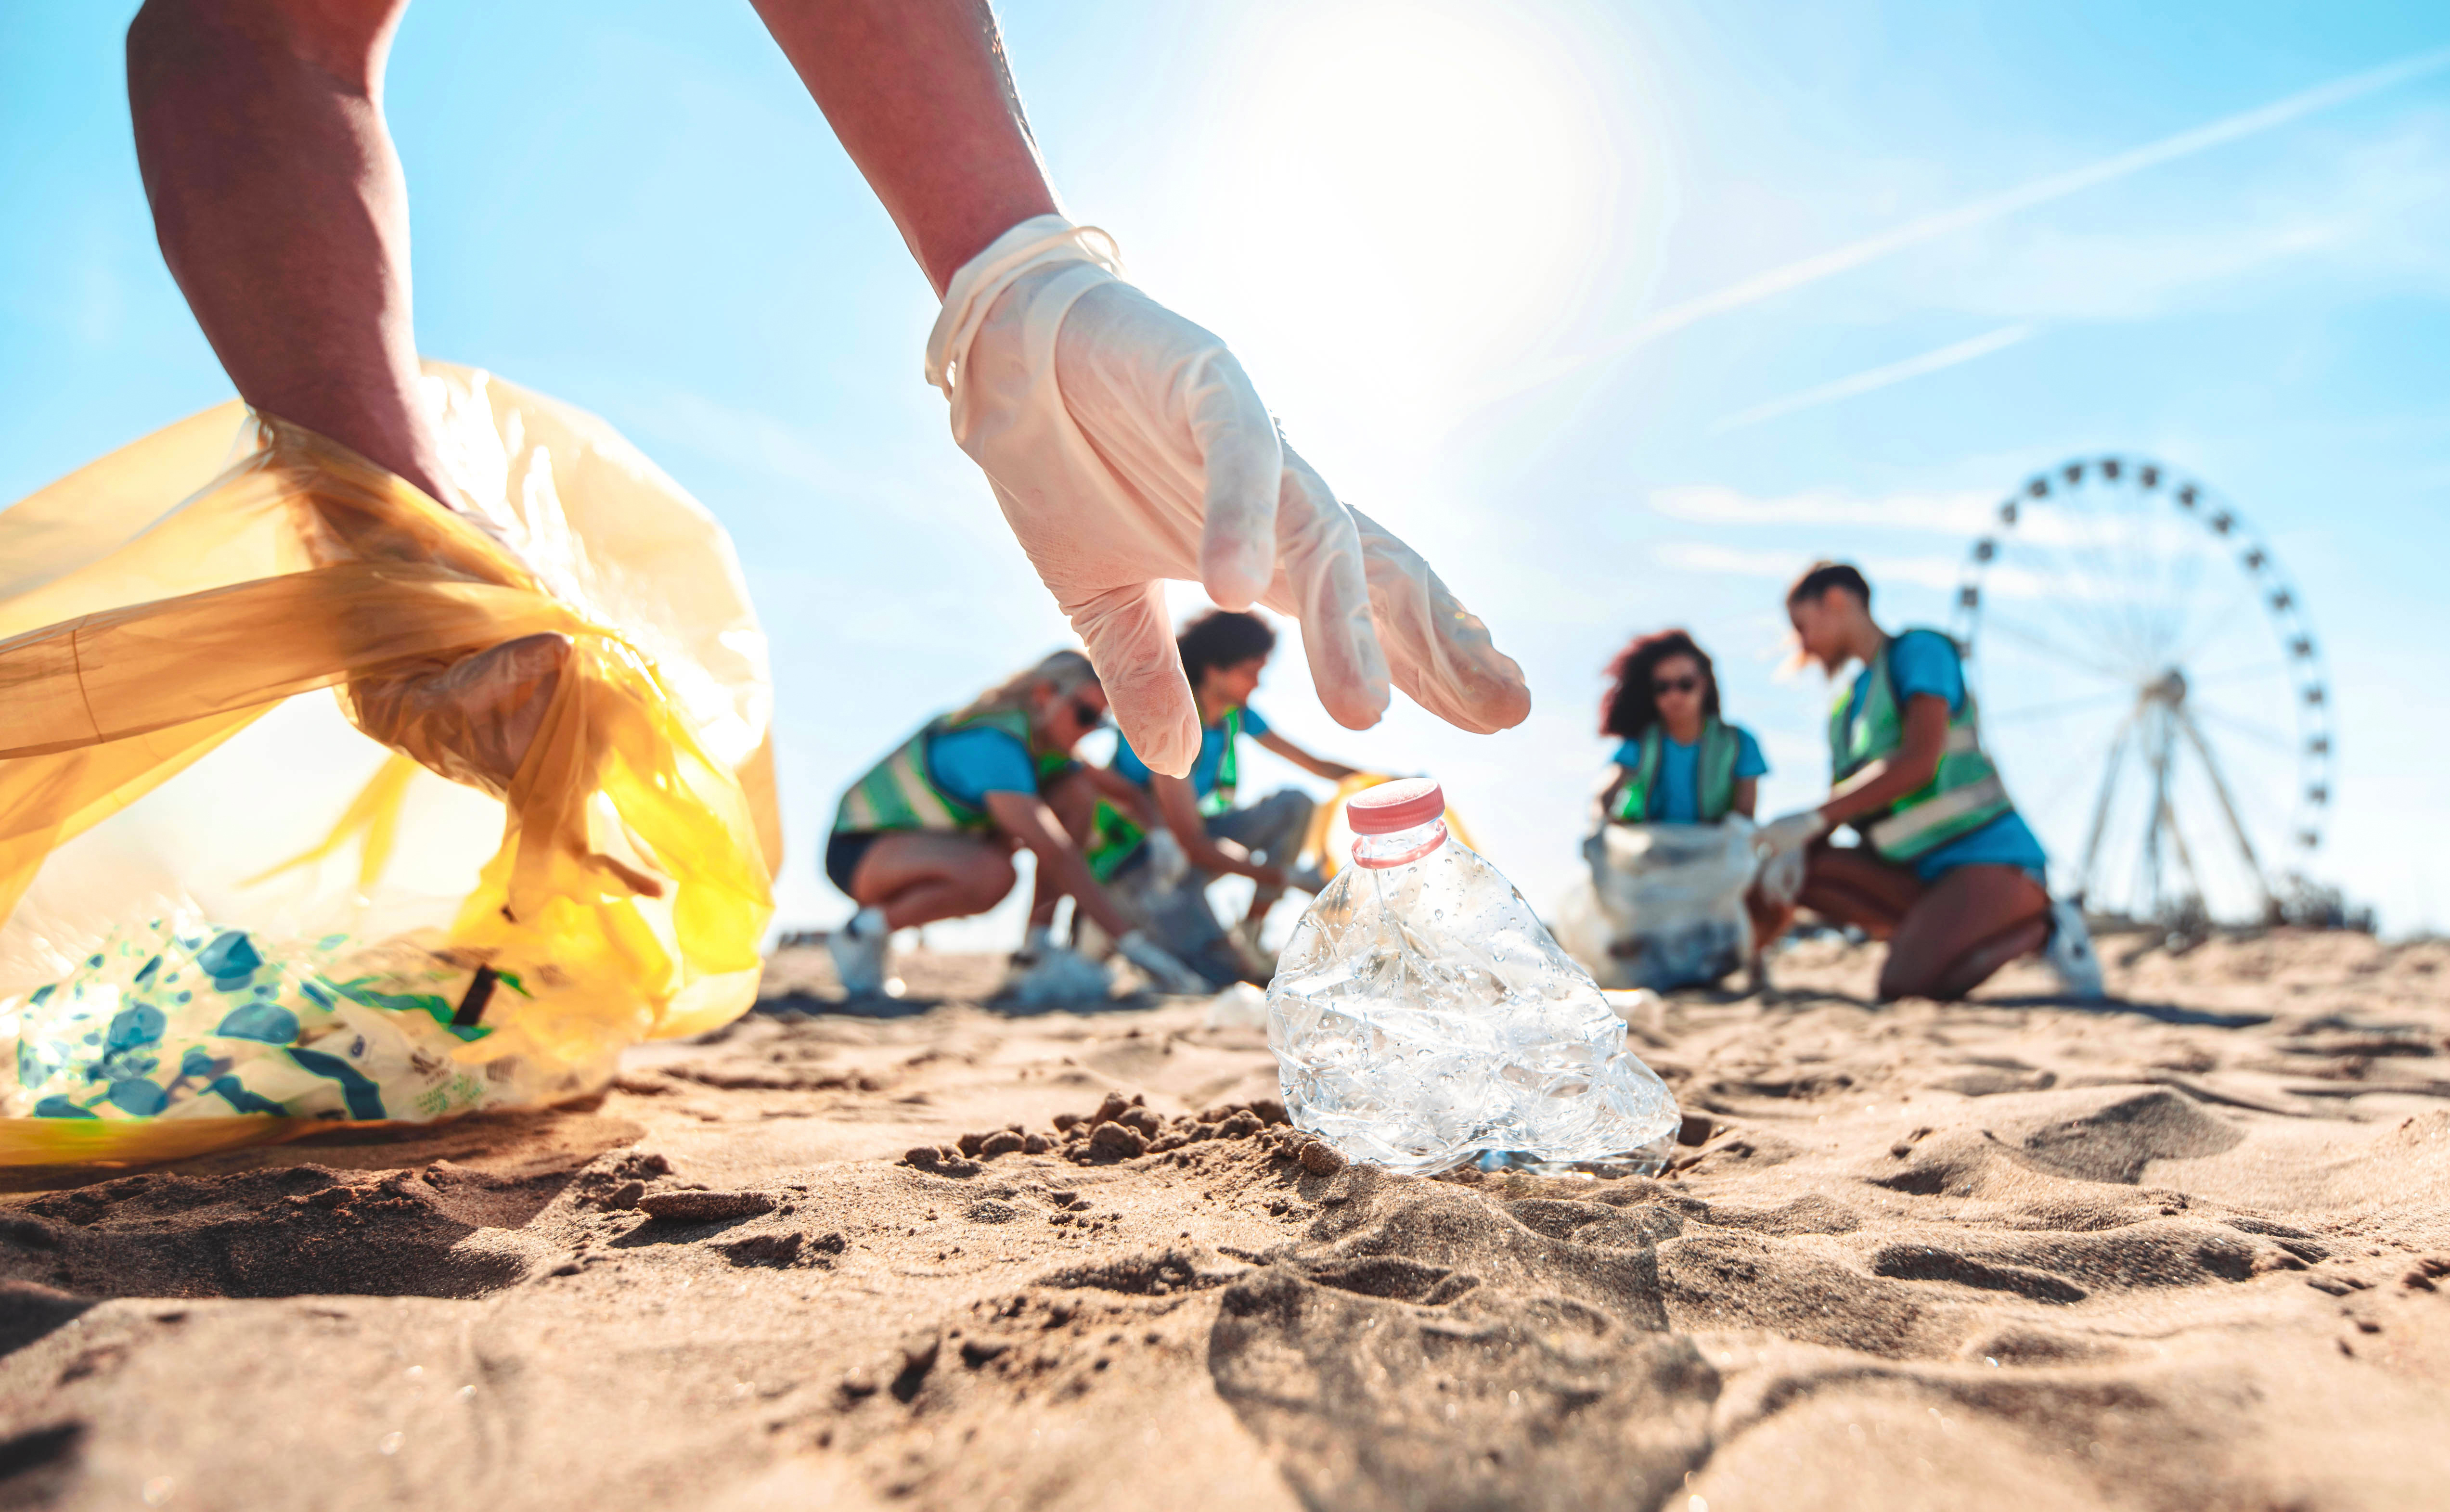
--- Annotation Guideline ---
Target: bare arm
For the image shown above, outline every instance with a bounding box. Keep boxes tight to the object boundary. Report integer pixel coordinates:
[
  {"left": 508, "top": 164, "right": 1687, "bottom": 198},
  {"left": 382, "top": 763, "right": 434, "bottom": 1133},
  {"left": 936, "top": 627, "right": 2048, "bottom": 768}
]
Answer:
[
  {"left": 1152, "top": 775, "right": 1284, "bottom": 888},
  {"left": 1731, "top": 776, "right": 1759, "bottom": 820},
  {"left": 1254, "top": 730, "right": 1359, "bottom": 782},
  {"left": 983, "top": 790, "right": 1134, "bottom": 940},
  {"left": 128, "top": 0, "right": 451, "bottom": 504},
  {"left": 749, "top": 0, "right": 1060, "bottom": 295},
  {"left": 1818, "top": 695, "right": 1949, "bottom": 828}
]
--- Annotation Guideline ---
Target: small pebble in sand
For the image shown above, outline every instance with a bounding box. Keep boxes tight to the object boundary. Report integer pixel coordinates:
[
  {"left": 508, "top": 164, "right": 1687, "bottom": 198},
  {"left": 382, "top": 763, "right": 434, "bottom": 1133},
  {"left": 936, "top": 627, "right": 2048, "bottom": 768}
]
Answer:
[{"left": 1295, "top": 1140, "right": 1347, "bottom": 1176}]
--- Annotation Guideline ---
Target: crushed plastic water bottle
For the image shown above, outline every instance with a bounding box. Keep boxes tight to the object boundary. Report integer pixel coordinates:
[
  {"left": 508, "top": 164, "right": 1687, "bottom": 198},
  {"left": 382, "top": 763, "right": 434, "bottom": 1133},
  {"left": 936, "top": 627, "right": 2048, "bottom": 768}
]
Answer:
[{"left": 1266, "top": 779, "right": 1680, "bottom": 1176}]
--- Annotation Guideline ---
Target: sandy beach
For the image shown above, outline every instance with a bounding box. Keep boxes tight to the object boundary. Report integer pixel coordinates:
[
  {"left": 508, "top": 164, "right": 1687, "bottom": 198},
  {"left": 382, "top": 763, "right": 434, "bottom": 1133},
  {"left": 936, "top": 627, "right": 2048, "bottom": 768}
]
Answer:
[{"left": 2, "top": 928, "right": 2447, "bottom": 1511}]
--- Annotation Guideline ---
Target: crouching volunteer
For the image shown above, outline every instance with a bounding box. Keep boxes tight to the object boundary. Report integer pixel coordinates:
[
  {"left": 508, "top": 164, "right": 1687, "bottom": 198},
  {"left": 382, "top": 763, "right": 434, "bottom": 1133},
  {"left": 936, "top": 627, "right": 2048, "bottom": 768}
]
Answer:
[
  {"left": 826, "top": 651, "right": 1208, "bottom": 999},
  {"left": 1086, "top": 611, "right": 1354, "bottom": 985},
  {"left": 1755, "top": 562, "right": 2101, "bottom": 1001}
]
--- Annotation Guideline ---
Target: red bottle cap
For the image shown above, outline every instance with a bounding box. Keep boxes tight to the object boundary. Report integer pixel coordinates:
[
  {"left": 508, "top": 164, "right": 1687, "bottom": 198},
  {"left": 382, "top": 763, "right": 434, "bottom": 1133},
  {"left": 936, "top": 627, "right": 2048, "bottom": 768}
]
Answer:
[{"left": 1345, "top": 778, "right": 1444, "bottom": 835}]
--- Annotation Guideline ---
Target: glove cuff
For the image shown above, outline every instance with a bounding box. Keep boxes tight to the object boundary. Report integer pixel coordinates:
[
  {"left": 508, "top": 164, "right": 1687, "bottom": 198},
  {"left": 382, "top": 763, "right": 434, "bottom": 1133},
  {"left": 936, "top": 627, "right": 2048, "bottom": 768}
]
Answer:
[{"left": 924, "top": 214, "right": 1122, "bottom": 396}]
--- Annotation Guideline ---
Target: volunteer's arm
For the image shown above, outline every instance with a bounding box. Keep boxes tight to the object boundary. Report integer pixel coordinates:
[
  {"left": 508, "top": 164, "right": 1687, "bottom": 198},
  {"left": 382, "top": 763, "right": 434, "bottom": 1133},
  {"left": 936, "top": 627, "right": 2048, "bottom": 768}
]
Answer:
[
  {"left": 753, "top": 0, "right": 1531, "bottom": 776},
  {"left": 1731, "top": 777, "right": 1759, "bottom": 820},
  {"left": 982, "top": 790, "right": 1137, "bottom": 940},
  {"left": 1254, "top": 730, "right": 1359, "bottom": 783},
  {"left": 749, "top": 0, "right": 1056, "bottom": 295},
  {"left": 1818, "top": 696, "right": 1948, "bottom": 828},
  {"left": 128, "top": 0, "right": 453, "bottom": 506},
  {"left": 1151, "top": 774, "right": 1284, "bottom": 888}
]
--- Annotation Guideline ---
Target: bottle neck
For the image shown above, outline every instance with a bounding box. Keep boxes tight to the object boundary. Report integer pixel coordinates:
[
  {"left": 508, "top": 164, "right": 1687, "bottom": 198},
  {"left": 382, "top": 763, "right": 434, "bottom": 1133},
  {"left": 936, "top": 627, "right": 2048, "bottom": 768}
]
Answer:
[{"left": 1352, "top": 817, "right": 1448, "bottom": 869}]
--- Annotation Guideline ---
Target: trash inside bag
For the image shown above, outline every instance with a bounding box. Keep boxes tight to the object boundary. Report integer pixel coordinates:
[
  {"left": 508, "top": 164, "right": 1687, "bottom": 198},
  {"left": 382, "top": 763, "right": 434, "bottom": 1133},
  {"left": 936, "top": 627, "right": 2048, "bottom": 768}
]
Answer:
[
  {"left": 1557, "top": 820, "right": 1757, "bottom": 992},
  {"left": 1267, "top": 779, "right": 1678, "bottom": 1177},
  {"left": 0, "top": 363, "right": 778, "bottom": 1165}
]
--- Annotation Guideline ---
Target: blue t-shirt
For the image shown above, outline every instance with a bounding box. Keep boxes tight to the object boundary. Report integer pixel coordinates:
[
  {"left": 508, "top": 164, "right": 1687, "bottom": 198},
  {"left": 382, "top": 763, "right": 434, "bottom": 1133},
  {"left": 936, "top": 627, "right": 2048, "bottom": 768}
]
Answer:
[
  {"left": 925, "top": 724, "right": 1042, "bottom": 811},
  {"left": 1112, "top": 705, "right": 1271, "bottom": 800},
  {"left": 1610, "top": 726, "right": 1768, "bottom": 823},
  {"left": 1847, "top": 629, "right": 2050, "bottom": 883}
]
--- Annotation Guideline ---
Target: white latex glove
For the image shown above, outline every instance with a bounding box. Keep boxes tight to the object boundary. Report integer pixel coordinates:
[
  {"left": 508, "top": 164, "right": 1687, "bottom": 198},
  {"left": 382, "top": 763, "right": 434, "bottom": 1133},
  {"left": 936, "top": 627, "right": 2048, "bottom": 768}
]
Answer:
[
  {"left": 1755, "top": 809, "right": 1829, "bottom": 859},
  {"left": 1752, "top": 809, "right": 1828, "bottom": 907},
  {"left": 1143, "top": 826, "right": 1191, "bottom": 890},
  {"left": 926, "top": 216, "right": 1531, "bottom": 777},
  {"left": 1116, "top": 929, "right": 1211, "bottom": 995}
]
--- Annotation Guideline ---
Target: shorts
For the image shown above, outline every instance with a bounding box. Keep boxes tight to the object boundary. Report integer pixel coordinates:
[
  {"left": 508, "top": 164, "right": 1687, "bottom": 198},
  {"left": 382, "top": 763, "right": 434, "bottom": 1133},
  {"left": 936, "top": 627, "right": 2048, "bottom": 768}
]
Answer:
[{"left": 825, "top": 830, "right": 882, "bottom": 897}]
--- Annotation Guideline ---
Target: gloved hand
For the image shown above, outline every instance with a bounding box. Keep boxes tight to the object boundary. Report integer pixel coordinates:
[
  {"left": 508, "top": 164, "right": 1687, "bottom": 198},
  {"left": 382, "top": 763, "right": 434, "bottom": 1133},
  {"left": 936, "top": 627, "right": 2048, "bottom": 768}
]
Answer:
[
  {"left": 1143, "top": 826, "right": 1191, "bottom": 890},
  {"left": 1755, "top": 809, "right": 1829, "bottom": 859},
  {"left": 926, "top": 216, "right": 1531, "bottom": 777},
  {"left": 1751, "top": 809, "right": 1828, "bottom": 908},
  {"left": 1116, "top": 928, "right": 1212, "bottom": 995}
]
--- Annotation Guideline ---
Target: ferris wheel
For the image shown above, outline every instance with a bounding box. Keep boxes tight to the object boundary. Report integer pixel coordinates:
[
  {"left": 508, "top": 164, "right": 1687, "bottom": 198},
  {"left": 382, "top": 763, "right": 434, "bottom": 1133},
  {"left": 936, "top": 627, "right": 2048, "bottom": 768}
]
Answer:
[{"left": 1948, "top": 456, "right": 2332, "bottom": 925}]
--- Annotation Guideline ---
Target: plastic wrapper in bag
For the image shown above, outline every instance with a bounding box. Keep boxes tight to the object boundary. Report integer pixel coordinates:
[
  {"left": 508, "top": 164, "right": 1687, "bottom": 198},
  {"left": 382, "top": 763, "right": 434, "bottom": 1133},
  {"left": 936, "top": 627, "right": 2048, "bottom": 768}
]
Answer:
[
  {"left": 0, "top": 363, "right": 778, "bottom": 1165},
  {"left": 1556, "top": 820, "right": 1756, "bottom": 992}
]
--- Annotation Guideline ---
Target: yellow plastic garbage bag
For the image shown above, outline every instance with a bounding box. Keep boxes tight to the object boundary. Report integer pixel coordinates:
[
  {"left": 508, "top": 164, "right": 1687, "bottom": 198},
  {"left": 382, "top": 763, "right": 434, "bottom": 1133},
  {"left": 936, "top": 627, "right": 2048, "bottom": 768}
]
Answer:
[{"left": 0, "top": 363, "right": 777, "bottom": 1166}]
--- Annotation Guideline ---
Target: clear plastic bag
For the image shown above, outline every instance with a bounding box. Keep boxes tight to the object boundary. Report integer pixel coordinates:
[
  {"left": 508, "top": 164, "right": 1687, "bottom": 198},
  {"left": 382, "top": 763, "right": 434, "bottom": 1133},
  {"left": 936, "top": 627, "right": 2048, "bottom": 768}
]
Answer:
[
  {"left": 1558, "top": 820, "right": 1757, "bottom": 992},
  {"left": 0, "top": 364, "right": 777, "bottom": 1164},
  {"left": 1267, "top": 780, "right": 1678, "bottom": 1176}
]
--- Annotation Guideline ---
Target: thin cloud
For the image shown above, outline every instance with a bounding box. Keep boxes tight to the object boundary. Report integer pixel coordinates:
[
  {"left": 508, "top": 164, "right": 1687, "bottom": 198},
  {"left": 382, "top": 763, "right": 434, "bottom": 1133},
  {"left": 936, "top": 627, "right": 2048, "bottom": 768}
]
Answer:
[
  {"left": 1708, "top": 325, "right": 2034, "bottom": 435},
  {"left": 1649, "top": 485, "right": 1995, "bottom": 532},
  {"left": 1480, "top": 44, "right": 2450, "bottom": 404}
]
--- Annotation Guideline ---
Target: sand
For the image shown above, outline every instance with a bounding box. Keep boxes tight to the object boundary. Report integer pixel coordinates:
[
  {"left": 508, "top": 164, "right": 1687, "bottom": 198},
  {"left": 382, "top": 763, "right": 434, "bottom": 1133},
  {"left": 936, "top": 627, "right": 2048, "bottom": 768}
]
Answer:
[{"left": 3, "top": 927, "right": 2448, "bottom": 1511}]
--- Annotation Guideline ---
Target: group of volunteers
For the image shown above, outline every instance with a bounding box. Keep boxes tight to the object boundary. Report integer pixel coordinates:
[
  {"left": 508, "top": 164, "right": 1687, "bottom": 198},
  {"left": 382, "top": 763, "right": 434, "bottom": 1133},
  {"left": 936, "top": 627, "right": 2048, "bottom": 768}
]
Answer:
[
  {"left": 826, "top": 557, "right": 2100, "bottom": 1006},
  {"left": 825, "top": 611, "right": 1355, "bottom": 999},
  {"left": 1590, "top": 560, "right": 2096, "bottom": 1001}
]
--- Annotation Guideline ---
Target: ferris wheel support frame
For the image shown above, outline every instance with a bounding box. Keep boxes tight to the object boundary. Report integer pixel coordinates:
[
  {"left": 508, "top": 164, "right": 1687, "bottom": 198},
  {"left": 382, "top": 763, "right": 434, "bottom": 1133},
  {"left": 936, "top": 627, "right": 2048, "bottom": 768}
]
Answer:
[{"left": 1955, "top": 454, "right": 2333, "bottom": 925}]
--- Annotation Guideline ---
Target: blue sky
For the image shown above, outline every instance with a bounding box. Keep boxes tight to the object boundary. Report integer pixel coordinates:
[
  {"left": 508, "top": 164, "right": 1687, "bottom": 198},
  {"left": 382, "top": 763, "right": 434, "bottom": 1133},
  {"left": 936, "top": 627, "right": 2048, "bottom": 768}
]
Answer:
[{"left": 4, "top": 1, "right": 2446, "bottom": 938}]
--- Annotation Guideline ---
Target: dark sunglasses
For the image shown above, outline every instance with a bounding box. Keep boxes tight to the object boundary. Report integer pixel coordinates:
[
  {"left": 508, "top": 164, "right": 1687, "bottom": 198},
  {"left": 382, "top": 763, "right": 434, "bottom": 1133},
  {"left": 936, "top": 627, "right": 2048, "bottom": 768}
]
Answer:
[
  {"left": 1651, "top": 676, "right": 1701, "bottom": 695},
  {"left": 1070, "top": 695, "right": 1109, "bottom": 730}
]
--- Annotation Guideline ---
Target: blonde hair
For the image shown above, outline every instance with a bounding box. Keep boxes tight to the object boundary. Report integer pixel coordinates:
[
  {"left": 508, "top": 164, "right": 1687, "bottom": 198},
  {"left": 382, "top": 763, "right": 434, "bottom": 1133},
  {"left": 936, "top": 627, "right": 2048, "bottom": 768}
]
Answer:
[{"left": 950, "top": 649, "right": 1101, "bottom": 729}]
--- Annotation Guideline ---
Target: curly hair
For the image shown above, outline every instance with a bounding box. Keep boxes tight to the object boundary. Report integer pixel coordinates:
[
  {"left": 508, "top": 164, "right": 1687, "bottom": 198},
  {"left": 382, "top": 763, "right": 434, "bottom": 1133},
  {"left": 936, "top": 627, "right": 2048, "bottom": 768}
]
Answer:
[
  {"left": 1599, "top": 628, "right": 1721, "bottom": 741},
  {"left": 1176, "top": 609, "right": 1277, "bottom": 685}
]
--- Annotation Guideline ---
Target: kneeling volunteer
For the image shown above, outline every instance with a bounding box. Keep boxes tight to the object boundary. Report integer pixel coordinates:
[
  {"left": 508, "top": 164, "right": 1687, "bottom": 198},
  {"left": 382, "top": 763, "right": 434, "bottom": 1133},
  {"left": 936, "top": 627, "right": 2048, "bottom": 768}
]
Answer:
[
  {"left": 1089, "top": 610, "right": 1354, "bottom": 984},
  {"left": 825, "top": 650, "right": 1206, "bottom": 997},
  {"left": 1756, "top": 562, "right": 2098, "bottom": 1001}
]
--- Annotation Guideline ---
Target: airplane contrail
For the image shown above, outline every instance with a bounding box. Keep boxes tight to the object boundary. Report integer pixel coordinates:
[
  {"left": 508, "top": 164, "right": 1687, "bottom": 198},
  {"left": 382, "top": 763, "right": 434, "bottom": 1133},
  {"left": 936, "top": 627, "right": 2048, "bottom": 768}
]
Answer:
[
  {"left": 1708, "top": 324, "right": 2034, "bottom": 435},
  {"left": 1482, "top": 44, "right": 2450, "bottom": 404}
]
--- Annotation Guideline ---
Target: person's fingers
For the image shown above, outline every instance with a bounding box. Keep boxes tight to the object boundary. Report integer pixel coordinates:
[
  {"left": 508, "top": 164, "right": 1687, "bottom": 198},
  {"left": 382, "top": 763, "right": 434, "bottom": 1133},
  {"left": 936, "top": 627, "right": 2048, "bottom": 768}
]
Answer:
[
  {"left": 1070, "top": 579, "right": 1200, "bottom": 777},
  {"left": 1260, "top": 447, "right": 1388, "bottom": 731},
  {"left": 1184, "top": 351, "right": 1282, "bottom": 611},
  {"left": 1341, "top": 502, "right": 1531, "bottom": 734}
]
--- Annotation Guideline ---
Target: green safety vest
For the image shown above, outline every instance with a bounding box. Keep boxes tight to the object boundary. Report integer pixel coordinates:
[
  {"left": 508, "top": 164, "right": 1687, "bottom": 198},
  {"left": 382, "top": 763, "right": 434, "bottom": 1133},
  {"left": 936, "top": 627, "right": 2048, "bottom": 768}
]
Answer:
[
  {"left": 1830, "top": 631, "right": 2014, "bottom": 860},
  {"left": 1083, "top": 707, "right": 1244, "bottom": 879},
  {"left": 1611, "top": 719, "right": 1741, "bottom": 825},
  {"left": 833, "top": 708, "right": 1065, "bottom": 834}
]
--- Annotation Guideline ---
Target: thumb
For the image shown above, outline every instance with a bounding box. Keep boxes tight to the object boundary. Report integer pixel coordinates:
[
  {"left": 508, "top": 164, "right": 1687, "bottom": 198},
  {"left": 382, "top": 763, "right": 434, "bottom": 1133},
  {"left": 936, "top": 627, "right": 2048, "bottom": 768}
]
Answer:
[{"left": 1071, "top": 580, "right": 1200, "bottom": 778}]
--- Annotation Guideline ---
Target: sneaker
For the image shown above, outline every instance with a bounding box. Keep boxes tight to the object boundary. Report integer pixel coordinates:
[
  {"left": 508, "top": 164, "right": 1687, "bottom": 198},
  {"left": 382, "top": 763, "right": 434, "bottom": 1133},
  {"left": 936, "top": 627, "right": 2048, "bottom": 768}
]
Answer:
[
  {"left": 827, "top": 907, "right": 895, "bottom": 999},
  {"left": 2044, "top": 896, "right": 2105, "bottom": 1000}
]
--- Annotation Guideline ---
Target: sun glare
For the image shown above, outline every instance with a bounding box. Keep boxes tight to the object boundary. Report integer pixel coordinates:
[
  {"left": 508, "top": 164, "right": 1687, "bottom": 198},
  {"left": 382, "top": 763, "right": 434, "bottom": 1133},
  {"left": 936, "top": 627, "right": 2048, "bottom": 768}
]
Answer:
[{"left": 1204, "top": 1, "right": 1625, "bottom": 410}]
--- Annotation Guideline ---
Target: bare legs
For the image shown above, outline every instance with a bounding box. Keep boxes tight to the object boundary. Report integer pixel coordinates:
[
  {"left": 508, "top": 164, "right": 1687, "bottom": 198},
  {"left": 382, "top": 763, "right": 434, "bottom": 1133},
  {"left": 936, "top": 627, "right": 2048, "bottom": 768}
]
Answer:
[
  {"left": 850, "top": 773, "right": 1102, "bottom": 935},
  {"left": 847, "top": 832, "right": 1018, "bottom": 933},
  {"left": 128, "top": 0, "right": 451, "bottom": 505},
  {"left": 1797, "top": 847, "right": 2051, "bottom": 1001}
]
